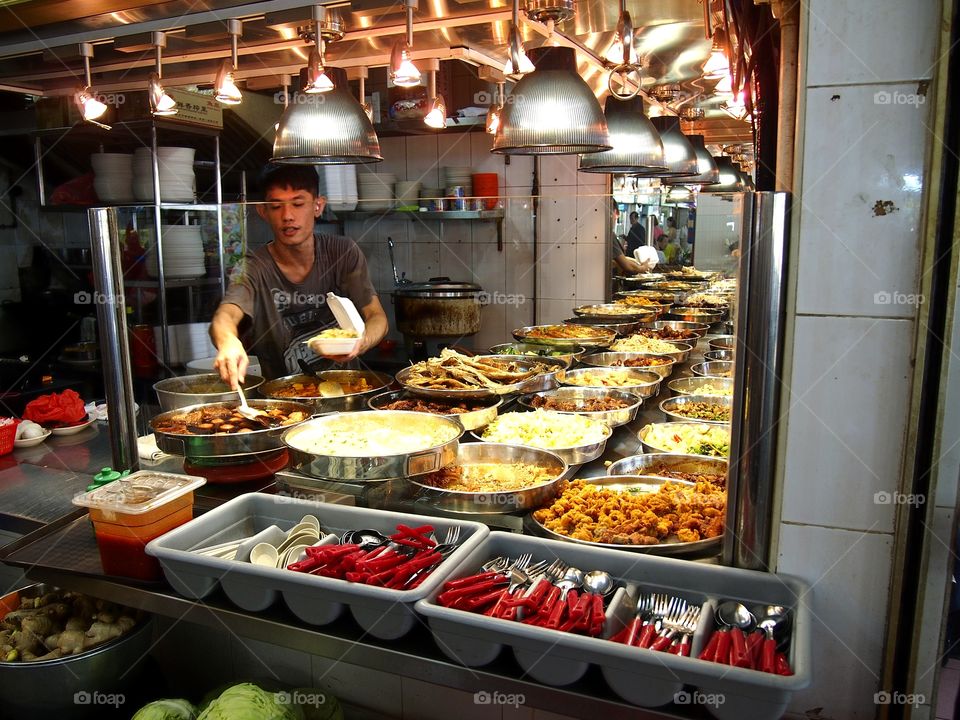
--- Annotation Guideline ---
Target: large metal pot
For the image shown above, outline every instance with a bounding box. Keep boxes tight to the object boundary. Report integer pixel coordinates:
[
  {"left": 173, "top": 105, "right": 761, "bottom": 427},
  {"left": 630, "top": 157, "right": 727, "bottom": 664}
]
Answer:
[
  {"left": 153, "top": 373, "right": 265, "bottom": 412},
  {"left": 392, "top": 279, "right": 483, "bottom": 338}
]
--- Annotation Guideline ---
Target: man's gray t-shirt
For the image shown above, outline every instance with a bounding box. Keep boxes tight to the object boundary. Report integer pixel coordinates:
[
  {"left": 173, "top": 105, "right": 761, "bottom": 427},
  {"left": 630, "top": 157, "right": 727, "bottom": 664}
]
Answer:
[{"left": 221, "top": 233, "right": 376, "bottom": 378}]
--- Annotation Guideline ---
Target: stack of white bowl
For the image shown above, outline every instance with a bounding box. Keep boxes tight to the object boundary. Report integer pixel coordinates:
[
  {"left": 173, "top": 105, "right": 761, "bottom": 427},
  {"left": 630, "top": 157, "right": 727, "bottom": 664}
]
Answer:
[
  {"left": 145, "top": 225, "right": 206, "bottom": 279},
  {"left": 91, "top": 153, "right": 135, "bottom": 203},
  {"left": 357, "top": 172, "right": 395, "bottom": 211},
  {"left": 133, "top": 147, "right": 197, "bottom": 202},
  {"left": 394, "top": 181, "right": 422, "bottom": 209},
  {"left": 322, "top": 166, "right": 359, "bottom": 212},
  {"left": 442, "top": 166, "right": 474, "bottom": 195}
]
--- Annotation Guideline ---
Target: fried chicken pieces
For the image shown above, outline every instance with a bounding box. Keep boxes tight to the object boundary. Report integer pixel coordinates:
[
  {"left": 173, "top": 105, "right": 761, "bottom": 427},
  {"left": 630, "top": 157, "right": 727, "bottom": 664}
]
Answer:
[{"left": 532, "top": 478, "right": 725, "bottom": 546}]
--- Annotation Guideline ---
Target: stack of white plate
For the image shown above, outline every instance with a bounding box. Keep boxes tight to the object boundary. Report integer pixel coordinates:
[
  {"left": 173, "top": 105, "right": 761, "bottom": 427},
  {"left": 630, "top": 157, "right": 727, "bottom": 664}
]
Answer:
[
  {"left": 442, "top": 166, "right": 474, "bottom": 194},
  {"left": 394, "top": 181, "right": 422, "bottom": 208},
  {"left": 133, "top": 147, "right": 197, "bottom": 202},
  {"left": 91, "top": 153, "right": 135, "bottom": 203},
  {"left": 322, "top": 166, "right": 359, "bottom": 212},
  {"left": 145, "top": 225, "right": 206, "bottom": 279},
  {"left": 357, "top": 171, "right": 395, "bottom": 211}
]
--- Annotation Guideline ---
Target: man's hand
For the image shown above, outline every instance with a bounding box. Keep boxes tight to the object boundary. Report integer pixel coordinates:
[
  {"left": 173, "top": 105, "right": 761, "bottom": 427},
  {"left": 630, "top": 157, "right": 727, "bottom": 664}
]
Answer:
[{"left": 213, "top": 336, "right": 249, "bottom": 389}]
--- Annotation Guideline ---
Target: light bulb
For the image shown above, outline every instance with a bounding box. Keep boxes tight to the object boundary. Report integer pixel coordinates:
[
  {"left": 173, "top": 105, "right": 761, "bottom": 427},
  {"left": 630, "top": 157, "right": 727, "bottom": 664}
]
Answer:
[
  {"left": 390, "top": 41, "right": 421, "bottom": 87},
  {"left": 503, "top": 51, "right": 534, "bottom": 76},
  {"left": 702, "top": 49, "right": 729, "bottom": 79},
  {"left": 605, "top": 35, "right": 638, "bottom": 65},
  {"left": 424, "top": 95, "right": 446, "bottom": 128},
  {"left": 485, "top": 104, "right": 501, "bottom": 134},
  {"left": 76, "top": 87, "right": 108, "bottom": 121},
  {"left": 214, "top": 61, "right": 242, "bottom": 104},
  {"left": 149, "top": 73, "right": 177, "bottom": 116}
]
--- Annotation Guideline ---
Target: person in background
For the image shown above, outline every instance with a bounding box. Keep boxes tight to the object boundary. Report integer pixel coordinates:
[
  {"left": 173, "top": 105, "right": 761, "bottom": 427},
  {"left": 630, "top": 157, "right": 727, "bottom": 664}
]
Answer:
[
  {"left": 651, "top": 216, "right": 664, "bottom": 246},
  {"left": 612, "top": 203, "right": 654, "bottom": 274},
  {"left": 625, "top": 211, "right": 647, "bottom": 257},
  {"left": 663, "top": 217, "right": 681, "bottom": 264},
  {"left": 210, "top": 165, "right": 389, "bottom": 386}
]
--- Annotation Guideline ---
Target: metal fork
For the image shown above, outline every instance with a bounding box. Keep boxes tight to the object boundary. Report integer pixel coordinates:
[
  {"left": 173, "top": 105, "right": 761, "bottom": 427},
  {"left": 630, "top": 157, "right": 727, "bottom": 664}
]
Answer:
[
  {"left": 650, "top": 598, "right": 694, "bottom": 652},
  {"left": 670, "top": 606, "right": 702, "bottom": 656}
]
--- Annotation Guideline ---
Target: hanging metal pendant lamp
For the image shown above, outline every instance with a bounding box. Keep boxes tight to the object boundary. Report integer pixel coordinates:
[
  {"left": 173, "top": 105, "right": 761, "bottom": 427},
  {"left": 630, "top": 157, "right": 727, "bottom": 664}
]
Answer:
[
  {"left": 578, "top": 95, "right": 666, "bottom": 175},
  {"left": 648, "top": 116, "right": 698, "bottom": 177},
  {"left": 272, "top": 67, "right": 382, "bottom": 165},
  {"left": 663, "top": 134, "right": 720, "bottom": 185},
  {"left": 703, "top": 156, "right": 745, "bottom": 192},
  {"left": 493, "top": 46, "right": 610, "bottom": 155}
]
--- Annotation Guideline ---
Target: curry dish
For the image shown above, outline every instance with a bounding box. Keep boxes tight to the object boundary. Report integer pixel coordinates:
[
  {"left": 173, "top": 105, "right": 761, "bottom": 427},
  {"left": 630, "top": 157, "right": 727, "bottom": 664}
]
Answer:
[
  {"left": 533, "top": 477, "right": 725, "bottom": 545},
  {"left": 269, "top": 378, "right": 375, "bottom": 397}
]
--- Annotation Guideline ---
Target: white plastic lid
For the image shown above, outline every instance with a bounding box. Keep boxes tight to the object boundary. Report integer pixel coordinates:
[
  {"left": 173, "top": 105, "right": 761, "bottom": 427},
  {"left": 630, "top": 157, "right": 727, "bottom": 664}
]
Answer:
[
  {"left": 72, "top": 470, "right": 205, "bottom": 515},
  {"left": 326, "top": 292, "right": 365, "bottom": 335}
]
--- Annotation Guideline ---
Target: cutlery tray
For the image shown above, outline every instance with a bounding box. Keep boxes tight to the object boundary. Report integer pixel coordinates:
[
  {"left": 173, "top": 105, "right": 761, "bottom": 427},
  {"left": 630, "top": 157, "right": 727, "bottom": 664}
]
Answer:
[
  {"left": 146, "top": 493, "right": 488, "bottom": 639},
  {"left": 415, "top": 532, "right": 810, "bottom": 719}
]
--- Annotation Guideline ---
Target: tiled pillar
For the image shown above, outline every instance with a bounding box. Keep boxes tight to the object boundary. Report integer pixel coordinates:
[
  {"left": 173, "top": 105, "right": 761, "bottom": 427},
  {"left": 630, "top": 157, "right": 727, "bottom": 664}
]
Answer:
[{"left": 776, "top": 0, "right": 939, "bottom": 717}]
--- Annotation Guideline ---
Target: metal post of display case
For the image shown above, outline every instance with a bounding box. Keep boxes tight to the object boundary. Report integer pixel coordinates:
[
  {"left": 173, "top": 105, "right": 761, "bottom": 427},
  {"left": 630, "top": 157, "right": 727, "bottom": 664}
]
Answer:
[
  {"left": 88, "top": 207, "right": 140, "bottom": 473},
  {"left": 724, "top": 191, "right": 791, "bottom": 570}
]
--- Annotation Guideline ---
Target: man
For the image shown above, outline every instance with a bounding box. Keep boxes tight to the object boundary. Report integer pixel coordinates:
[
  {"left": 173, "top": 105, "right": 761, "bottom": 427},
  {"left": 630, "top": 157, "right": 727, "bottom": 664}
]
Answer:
[
  {"left": 624, "top": 211, "right": 647, "bottom": 257},
  {"left": 211, "top": 165, "right": 388, "bottom": 387},
  {"left": 611, "top": 203, "right": 655, "bottom": 274},
  {"left": 663, "top": 217, "right": 681, "bottom": 264}
]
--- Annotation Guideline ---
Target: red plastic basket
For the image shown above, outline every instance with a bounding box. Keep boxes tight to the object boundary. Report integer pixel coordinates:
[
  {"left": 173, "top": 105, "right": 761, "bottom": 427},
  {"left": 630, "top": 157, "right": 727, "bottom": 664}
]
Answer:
[{"left": 0, "top": 421, "right": 16, "bottom": 456}]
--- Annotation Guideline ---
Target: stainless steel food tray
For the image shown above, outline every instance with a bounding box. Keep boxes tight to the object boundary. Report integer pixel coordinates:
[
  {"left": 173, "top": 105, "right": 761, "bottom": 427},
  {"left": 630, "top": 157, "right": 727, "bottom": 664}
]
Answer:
[
  {"left": 150, "top": 399, "right": 314, "bottom": 459},
  {"left": 367, "top": 389, "right": 501, "bottom": 432},
  {"left": 525, "top": 475, "right": 722, "bottom": 556},
  {"left": 517, "top": 387, "right": 642, "bottom": 428},
  {"left": 395, "top": 355, "right": 565, "bottom": 399},
  {"left": 578, "top": 352, "right": 676, "bottom": 380},
  {"left": 283, "top": 411, "right": 463, "bottom": 481},
  {"left": 409, "top": 443, "right": 570, "bottom": 514},
  {"left": 558, "top": 367, "right": 661, "bottom": 399},
  {"left": 512, "top": 325, "right": 616, "bottom": 349},
  {"left": 659, "top": 395, "right": 734, "bottom": 425},
  {"left": 259, "top": 370, "right": 394, "bottom": 413}
]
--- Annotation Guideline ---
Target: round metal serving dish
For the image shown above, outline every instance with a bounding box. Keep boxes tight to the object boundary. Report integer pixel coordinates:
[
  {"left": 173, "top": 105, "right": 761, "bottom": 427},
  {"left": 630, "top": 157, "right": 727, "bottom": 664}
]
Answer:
[
  {"left": 512, "top": 324, "right": 616, "bottom": 349},
  {"left": 609, "top": 339, "right": 693, "bottom": 363},
  {"left": 487, "top": 343, "right": 586, "bottom": 369},
  {"left": 471, "top": 417, "right": 612, "bottom": 466},
  {"left": 611, "top": 299, "right": 672, "bottom": 317},
  {"left": 617, "top": 288, "right": 684, "bottom": 305},
  {"left": 579, "top": 352, "right": 675, "bottom": 379},
  {"left": 562, "top": 316, "right": 642, "bottom": 337},
  {"left": 634, "top": 319, "right": 710, "bottom": 340},
  {"left": 703, "top": 349, "right": 735, "bottom": 362},
  {"left": 367, "top": 389, "right": 501, "bottom": 431},
  {"left": 559, "top": 367, "right": 661, "bottom": 399},
  {"left": 667, "top": 376, "right": 734, "bottom": 397},
  {"left": 409, "top": 443, "right": 570, "bottom": 514},
  {"left": 607, "top": 452, "right": 729, "bottom": 479},
  {"left": 691, "top": 360, "right": 735, "bottom": 378},
  {"left": 517, "top": 387, "right": 642, "bottom": 427},
  {"left": 572, "top": 304, "right": 658, "bottom": 322},
  {"left": 642, "top": 280, "right": 704, "bottom": 293},
  {"left": 283, "top": 410, "right": 462, "bottom": 481},
  {"left": 150, "top": 398, "right": 314, "bottom": 458},
  {"left": 396, "top": 355, "right": 566, "bottom": 399},
  {"left": 153, "top": 373, "right": 266, "bottom": 412},
  {"left": 668, "top": 307, "right": 725, "bottom": 324},
  {"left": 708, "top": 335, "right": 736, "bottom": 352},
  {"left": 259, "top": 370, "right": 394, "bottom": 412},
  {"left": 0, "top": 584, "right": 155, "bottom": 716},
  {"left": 639, "top": 421, "right": 731, "bottom": 456},
  {"left": 524, "top": 475, "right": 722, "bottom": 556},
  {"left": 659, "top": 395, "right": 733, "bottom": 425}
]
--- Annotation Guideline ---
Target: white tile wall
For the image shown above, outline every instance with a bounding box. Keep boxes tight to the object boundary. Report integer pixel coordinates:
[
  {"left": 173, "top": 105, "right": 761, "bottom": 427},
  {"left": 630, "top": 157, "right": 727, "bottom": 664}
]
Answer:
[
  {"left": 312, "top": 654, "right": 403, "bottom": 716},
  {"left": 231, "top": 635, "right": 313, "bottom": 688},
  {"left": 778, "top": 523, "right": 894, "bottom": 719},
  {"left": 405, "top": 134, "right": 441, "bottom": 187},
  {"left": 436, "top": 133, "right": 474, "bottom": 172},
  {"left": 795, "top": 84, "right": 926, "bottom": 318},
  {"left": 805, "top": 0, "right": 939, "bottom": 86},
  {"left": 538, "top": 155, "right": 578, "bottom": 187},
  {"left": 781, "top": 316, "right": 914, "bottom": 533},
  {"left": 505, "top": 155, "right": 535, "bottom": 191},
  {"left": 535, "top": 242, "right": 577, "bottom": 300}
]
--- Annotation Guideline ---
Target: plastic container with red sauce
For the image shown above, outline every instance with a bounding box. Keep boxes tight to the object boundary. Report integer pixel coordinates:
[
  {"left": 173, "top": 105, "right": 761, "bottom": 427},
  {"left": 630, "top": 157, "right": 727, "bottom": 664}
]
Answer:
[{"left": 72, "top": 471, "right": 205, "bottom": 581}]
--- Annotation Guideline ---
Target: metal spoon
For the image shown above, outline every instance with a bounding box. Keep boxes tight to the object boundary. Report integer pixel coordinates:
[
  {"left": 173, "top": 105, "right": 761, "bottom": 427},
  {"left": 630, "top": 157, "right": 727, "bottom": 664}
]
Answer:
[
  {"left": 343, "top": 528, "right": 390, "bottom": 550},
  {"left": 582, "top": 570, "right": 614, "bottom": 596},
  {"left": 715, "top": 600, "right": 755, "bottom": 666}
]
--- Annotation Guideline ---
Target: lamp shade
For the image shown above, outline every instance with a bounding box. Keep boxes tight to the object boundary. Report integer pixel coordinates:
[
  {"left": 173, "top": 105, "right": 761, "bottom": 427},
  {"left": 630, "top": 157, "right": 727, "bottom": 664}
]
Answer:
[
  {"left": 649, "top": 116, "right": 698, "bottom": 177},
  {"left": 703, "top": 156, "right": 745, "bottom": 192},
  {"left": 663, "top": 134, "right": 720, "bottom": 185},
  {"left": 579, "top": 95, "right": 666, "bottom": 175},
  {"left": 272, "top": 69, "right": 382, "bottom": 165},
  {"left": 493, "top": 46, "right": 610, "bottom": 155}
]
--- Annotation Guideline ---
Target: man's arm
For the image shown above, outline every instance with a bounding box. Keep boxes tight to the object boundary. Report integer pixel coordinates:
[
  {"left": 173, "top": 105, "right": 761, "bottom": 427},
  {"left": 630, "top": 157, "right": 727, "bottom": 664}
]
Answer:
[
  {"left": 614, "top": 253, "right": 646, "bottom": 274},
  {"left": 210, "top": 302, "right": 248, "bottom": 388}
]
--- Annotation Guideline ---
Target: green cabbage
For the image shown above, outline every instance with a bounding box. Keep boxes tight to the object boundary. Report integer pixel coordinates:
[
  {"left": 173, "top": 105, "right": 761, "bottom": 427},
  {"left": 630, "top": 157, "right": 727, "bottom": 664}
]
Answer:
[
  {"left": 132, "top": 698, "right": 197, "bottom": 720},
  {"left": 197, "top": 683, "right": 301, "bottom": 720}
]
